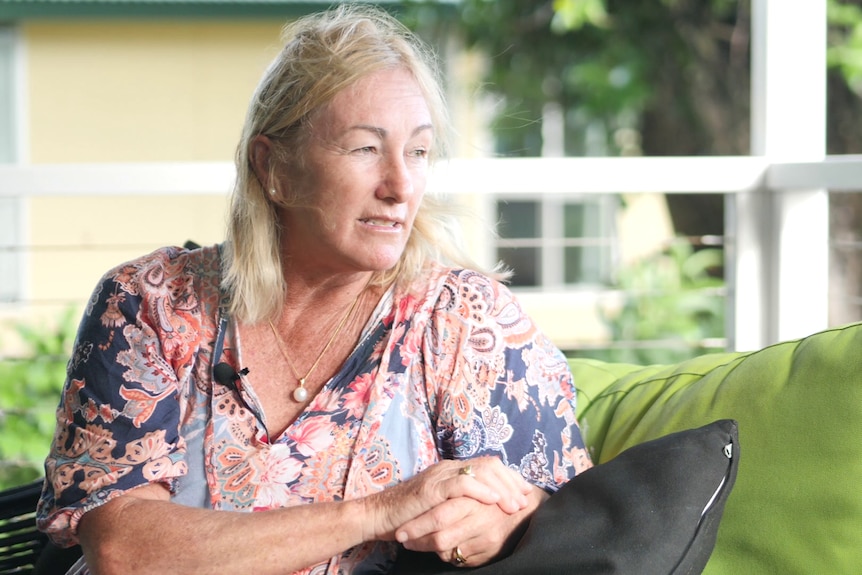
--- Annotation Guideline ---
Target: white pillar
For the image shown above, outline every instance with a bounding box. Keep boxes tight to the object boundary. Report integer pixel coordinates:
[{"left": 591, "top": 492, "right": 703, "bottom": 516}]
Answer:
[{"left": 730, "top": 0, "right": 828, "bottom": 351}]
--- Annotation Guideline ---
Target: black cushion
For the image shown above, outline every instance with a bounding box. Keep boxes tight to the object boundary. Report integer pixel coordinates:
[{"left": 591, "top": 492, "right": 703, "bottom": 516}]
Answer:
[{"left": 395, "top": 419, "right": 739, "bottom": 575}]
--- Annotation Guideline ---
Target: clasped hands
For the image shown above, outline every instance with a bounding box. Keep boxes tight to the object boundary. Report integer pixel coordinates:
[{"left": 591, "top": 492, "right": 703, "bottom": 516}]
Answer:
[{"left": 369, "top": 456, "right": 543, "bottom": 568}]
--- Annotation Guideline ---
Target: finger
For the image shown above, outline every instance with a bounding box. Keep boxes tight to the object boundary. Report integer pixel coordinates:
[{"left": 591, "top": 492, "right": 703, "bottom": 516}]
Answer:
[
  {"left": 396, "top": 497, "right": 475, "bottom": 548},
  {"left": 450, "top": 474, "right": 503, "bottom": 507},
  {"left": 365, "top": 460, "right": 500, "bottom": 540},
  {"left": 413, "top": 459, "right": 504, "bottom": 508},
  {"left": 463, "top": 458, "right": 530, "bottom": 513},
  {"left": 481, "top": 457, "right": 532, "bottom": 496},
  {"left": 400, "top": 495, "right": 517, "bottom": 568},
  {"left": 489, "top": 465, "right": 531, "bottom": 511},
  {"left": 434, "top": 533, "right": 498, "bottom": 568},
  {"left": 436, "top": 544, "right": 474, "bottom": 568},
  {"left": 437, "top": 547, "right": 487, "bottom": 568}
]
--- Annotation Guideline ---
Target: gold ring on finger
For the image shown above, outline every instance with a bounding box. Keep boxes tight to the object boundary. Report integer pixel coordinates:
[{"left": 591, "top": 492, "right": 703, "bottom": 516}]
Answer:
[
  {"left": 452, "top": 545, "right": 468, "bottom": 566},
  {"left": 458, "top": 464, "right": 475, "bottom": 477}
]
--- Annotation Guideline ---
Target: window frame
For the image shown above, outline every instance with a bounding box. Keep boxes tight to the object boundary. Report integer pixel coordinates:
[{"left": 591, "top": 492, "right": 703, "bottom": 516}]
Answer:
[
  {"left": 0, "top": 24, "right": 25, "bottom": 305},
  {"left": 494, "top": 194, "right": 618, "bottom": 290}
]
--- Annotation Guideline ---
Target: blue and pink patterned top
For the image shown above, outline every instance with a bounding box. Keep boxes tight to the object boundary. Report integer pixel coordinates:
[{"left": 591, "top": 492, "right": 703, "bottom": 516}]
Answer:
[{"left": 37, "top": 244, "right": 592, "bottom": 574}]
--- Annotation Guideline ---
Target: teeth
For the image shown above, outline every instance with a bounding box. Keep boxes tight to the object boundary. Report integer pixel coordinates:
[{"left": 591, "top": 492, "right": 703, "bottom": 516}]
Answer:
[{"left": 364, "top": 219, "right": 396, "bottom": 227}]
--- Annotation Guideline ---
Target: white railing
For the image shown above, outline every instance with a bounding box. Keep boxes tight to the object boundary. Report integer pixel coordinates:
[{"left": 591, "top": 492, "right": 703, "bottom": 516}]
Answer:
[
  {"left": 1, "top": 0, "right": 858, "bottom": 353},
  {"left": 2, "top": 154, "right": 860, "bottom": 353}
]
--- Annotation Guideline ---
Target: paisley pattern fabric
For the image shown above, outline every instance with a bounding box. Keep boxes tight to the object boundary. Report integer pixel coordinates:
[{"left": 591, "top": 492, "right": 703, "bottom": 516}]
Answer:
[{"left": 37, "top": 244, "right": 592, "bottom": 574}]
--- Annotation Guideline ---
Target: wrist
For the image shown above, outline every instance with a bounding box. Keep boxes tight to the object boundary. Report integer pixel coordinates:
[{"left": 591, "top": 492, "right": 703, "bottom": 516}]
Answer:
[{"left": 352, "top": 491, "right": 394, "bottom": 543}]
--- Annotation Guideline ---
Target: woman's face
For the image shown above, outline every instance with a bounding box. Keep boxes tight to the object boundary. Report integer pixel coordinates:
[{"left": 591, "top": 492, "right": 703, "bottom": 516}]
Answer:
[{"left": 277, "top": 67, "right": 433, "bottom": 277}]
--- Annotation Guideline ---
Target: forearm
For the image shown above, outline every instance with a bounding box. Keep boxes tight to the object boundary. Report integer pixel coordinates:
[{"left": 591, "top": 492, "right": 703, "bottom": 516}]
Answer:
[
  {"left": 79, "top": 493, "right": 369, "bottom": 575},
  {"left": 77, "top": 459, "right": 504, "bottom": 575}
]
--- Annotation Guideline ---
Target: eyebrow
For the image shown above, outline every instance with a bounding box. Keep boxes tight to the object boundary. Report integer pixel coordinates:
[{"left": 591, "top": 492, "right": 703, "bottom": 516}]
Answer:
[{"left": 348, "top": 123, "right": 434, "bottom": 138}]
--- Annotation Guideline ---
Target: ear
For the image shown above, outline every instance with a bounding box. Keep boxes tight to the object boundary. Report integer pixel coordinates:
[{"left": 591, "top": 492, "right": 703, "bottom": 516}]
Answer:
[{"left": 250, "top": 135, "right": 275, "bottom": 191}]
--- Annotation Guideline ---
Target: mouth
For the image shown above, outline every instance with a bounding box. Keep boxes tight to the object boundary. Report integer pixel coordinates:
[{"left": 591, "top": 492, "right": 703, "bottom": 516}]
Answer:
[{"left": 360, "top": 218, "right": 402, "bottom": 229}]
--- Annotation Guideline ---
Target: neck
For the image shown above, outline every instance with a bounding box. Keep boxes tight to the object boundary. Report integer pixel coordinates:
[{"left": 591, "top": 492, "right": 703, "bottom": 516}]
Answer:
[{"left": 282, "top": 270, "right": 374, "bottom": 307}]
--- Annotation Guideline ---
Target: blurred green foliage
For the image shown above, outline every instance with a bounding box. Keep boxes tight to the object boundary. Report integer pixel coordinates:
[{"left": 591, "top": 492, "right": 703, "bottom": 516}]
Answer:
[
  {"left": 407, "top": 0, "right": 862, "bottom": 157},
  {"left": 0, "top": 308, "right": 76, "bottom": 489},
  {"left": 582, "top": 239, "right": 726, "bottom": 365},
  {"left": 828, "top": 0, "right": 862, "bottom": 94}
]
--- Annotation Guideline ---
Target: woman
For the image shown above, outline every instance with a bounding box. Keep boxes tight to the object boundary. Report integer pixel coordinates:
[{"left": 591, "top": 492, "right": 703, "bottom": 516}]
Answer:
[{"left": 37, "top": 5, "right": 592, "bottom": 574}]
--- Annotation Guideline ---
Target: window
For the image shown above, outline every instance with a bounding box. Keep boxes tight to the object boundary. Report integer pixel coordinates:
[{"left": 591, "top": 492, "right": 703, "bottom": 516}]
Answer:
[
  {"left": 495, "top": 196, "right": 617, "bottom": 289},
  {"left": 0, "top": 26, "right": 21, "bottom": 303}
]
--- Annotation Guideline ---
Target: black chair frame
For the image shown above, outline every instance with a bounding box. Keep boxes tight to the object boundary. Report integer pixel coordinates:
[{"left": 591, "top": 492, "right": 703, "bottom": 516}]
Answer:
[
  {"left": 0, "top": 479, "right": 81, "bottom": 575},
  {"left": 0, "top": 479, "right": 48, "bottom": 574}
]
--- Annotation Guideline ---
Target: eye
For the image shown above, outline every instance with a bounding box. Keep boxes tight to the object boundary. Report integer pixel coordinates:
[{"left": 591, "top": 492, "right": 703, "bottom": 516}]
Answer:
[
  {"left": 409, "top": 147, "right": 429, "bottom": 159},
  {"left": 353, "top": 146, "right": 377, "bottom": 154}
]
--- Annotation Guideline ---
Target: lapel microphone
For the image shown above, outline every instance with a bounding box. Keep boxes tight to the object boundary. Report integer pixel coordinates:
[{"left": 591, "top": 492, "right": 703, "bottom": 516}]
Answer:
[
  {"left": 213, "top": 362, "right": 249, "bottom": 391},
  {"left": 212, "top": 363, "right": 261, "bottom": 425}
]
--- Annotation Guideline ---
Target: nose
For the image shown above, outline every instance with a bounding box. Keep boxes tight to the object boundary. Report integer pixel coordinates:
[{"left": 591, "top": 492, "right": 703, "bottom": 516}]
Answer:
[{"left": 377, "top": 152, "right": 414, "bottom": 203}]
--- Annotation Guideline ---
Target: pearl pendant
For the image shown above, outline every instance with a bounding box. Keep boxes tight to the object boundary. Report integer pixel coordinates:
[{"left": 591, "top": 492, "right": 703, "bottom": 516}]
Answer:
[{"left": 293, "top": 385, "right": 308, "bottom": 402}]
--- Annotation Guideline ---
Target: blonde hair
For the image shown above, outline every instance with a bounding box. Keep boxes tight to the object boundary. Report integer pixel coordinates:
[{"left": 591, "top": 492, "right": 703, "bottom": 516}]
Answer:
[{"left": 223, "top": 4, "right": 494, "bottom": 324}]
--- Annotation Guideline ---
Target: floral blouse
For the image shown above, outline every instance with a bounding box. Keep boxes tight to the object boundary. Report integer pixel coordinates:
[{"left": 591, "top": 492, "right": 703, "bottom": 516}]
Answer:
[{"left": 37, "top": 244, "right": 592, "bottom": 574}]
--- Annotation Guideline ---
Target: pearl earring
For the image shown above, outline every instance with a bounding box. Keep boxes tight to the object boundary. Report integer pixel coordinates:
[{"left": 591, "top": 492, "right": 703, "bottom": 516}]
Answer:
[{"left": 269, "top": 188, "right": 277, "bottom": 196}]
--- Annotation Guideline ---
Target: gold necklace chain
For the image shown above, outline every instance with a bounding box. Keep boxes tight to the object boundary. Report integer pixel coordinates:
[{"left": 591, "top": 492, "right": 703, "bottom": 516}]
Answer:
[{"left": 268, "top": 283, "right": 366, "bottom": 403}]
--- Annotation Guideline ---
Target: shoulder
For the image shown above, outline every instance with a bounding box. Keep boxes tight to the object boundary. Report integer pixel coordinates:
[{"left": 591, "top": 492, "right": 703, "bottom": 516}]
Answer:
[
  {"left": 84, "top": 244, "right": 223, "bottom": 318},
  {"left": 439, "top": 266, "right": 518, "bottom": 309},
  {"left": 406, "top": 264, "right": 522, "bottom": 322},
  {"left": 410, "top": 264, "right": 508, "bottom": 297},
  {"left": 105, "top": 243, "right": 221, "bottom": 278},
  {"left": 101, "top": 244, "right": 221, "bottom": 293}
]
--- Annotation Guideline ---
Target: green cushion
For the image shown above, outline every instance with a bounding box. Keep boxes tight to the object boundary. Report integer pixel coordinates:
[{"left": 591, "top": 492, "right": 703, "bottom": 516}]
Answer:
[{"left": 569, "top": 323, "right": 862, "bottom": 575}]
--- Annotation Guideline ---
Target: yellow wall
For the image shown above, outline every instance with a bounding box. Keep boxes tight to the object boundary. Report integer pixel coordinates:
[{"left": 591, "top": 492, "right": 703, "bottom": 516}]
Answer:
[
  {"left": 9, "top": 19, "right": 674, "bottom": 355},
  {"left": 28, "top": 195, "right": 229, "bottom": 306},
  {"left": 19, "top": 20, "right": 285, "bottom": 324},
  {"left": 26, "top": 20, "right": 284, "bottom": 163}
]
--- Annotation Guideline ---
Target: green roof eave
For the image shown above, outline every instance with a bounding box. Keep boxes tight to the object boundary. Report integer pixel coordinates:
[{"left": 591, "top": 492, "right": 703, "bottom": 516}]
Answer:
[{"left": 0, "top": 0, "right": 414, "bottom": 20}]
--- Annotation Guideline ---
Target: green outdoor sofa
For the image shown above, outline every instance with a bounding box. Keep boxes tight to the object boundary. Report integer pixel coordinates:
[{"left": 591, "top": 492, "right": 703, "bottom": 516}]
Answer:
[
  {"left": 570, "top": 321, "right": 862, "bottom": 574},
  {"left": 4, "top": 323, "right": 859, "bottom": 574}
]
